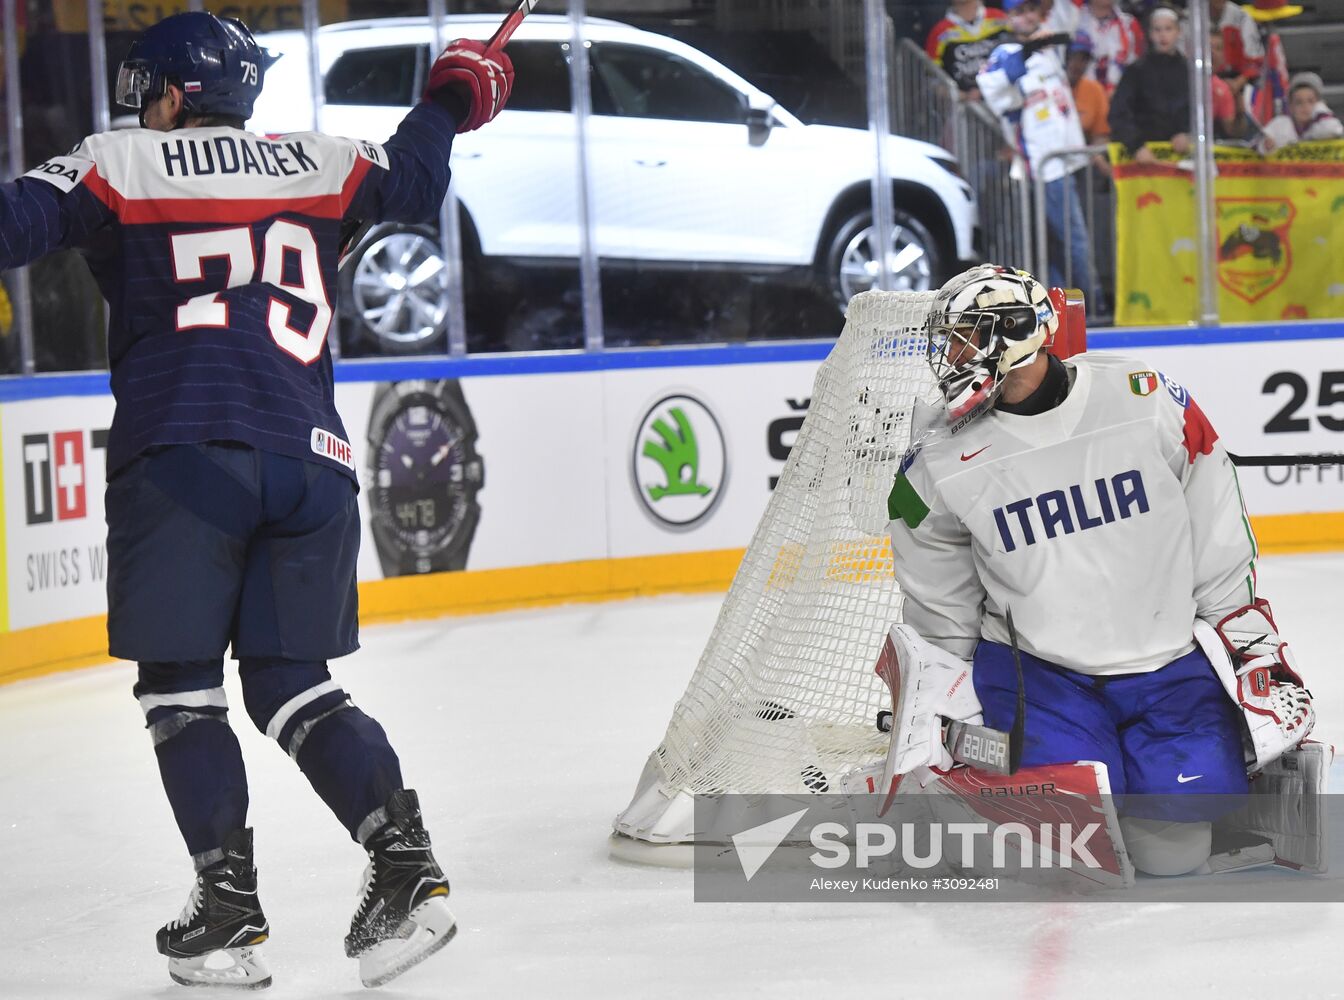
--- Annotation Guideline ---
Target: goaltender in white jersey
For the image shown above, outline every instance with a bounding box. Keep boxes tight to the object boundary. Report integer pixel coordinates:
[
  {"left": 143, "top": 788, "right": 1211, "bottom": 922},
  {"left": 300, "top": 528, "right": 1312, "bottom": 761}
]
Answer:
[
  {"left": 879, "top": 265, "right": 1322, "bottom": 878},
  {"left": 890, "top": 349, "right": 1251, "bottom": 674}
]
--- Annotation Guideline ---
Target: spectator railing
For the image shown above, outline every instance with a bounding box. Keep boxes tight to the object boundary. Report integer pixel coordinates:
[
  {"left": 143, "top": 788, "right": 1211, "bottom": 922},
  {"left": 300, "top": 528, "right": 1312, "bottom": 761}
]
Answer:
[
  {"left": 959, "top": 99, "right": 1034, "bottom": 273},
  {"left": 1032, "top": 144, "right": 1115, "bottom": 324},
  {"left": 893, "top": 39, "right": 1033, "bottom": 284},
  {"left": 893, "top": 38, "right": 959, "bottom": 150}
]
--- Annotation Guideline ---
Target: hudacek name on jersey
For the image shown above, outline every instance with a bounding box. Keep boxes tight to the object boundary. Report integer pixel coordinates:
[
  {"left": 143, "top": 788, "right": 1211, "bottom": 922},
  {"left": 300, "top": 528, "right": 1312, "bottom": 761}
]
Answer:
[{"left": 159, "top": 134, "right": 320, "bottom": 179}]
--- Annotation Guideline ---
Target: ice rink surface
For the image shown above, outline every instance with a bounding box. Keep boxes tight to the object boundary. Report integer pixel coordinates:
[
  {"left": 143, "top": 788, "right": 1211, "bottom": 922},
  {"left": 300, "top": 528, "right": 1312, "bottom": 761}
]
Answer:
[{"left": 3, "top": 552, "right": 1344, "bottom": 999}]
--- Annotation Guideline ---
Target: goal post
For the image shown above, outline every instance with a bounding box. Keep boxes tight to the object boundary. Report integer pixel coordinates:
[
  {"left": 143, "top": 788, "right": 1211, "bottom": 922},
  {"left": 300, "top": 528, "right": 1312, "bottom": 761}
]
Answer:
[
  {"left": 610, "top": 286, "right": 1090, "bottom": 856},
  {"left": 612, "top": 290, "right": 945, "bottom": 851}
]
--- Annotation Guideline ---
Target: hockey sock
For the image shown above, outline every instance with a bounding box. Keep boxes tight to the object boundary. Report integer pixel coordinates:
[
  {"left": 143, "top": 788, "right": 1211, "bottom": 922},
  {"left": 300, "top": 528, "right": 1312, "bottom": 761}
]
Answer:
[
  {"left": 239, "top": 657, "right": 404, "bottom": 842},
  {"left": 297, "top": 707, "right": 405, "bottom": 843},
  {"left": 136, "top": 661, "right": 249, "bottom": 865}
]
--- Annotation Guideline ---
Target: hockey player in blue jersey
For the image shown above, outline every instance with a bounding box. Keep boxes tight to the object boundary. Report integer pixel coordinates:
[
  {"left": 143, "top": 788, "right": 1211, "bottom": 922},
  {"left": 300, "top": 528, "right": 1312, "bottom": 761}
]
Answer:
[
  {"left": 880, "top": 265, "right": 1323, "bottom": 880},
  {"left": 0, "top": 11, "right": 514, "bottom": 989}
]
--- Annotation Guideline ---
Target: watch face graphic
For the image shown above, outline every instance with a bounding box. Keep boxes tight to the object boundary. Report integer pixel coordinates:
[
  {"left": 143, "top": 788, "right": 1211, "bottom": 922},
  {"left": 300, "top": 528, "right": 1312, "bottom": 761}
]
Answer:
[{"left": 368, "top": 381, "right": 483, "bottom": 576}]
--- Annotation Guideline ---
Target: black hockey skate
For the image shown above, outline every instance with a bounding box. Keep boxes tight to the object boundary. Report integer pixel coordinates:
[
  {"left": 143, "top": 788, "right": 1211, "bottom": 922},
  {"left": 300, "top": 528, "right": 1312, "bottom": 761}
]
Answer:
[
  {"left": 157, "top": 827, "right": 271, "bottom": 989},
  {"left": 345, "top": 789, "right": 456, "bottom": 988}
]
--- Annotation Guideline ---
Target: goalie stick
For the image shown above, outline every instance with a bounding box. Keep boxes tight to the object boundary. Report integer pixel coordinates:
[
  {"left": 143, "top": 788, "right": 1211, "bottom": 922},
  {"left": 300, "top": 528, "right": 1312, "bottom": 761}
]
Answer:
[
  {"left": 1229, "top": 453, "right": 1344, "bottom": 467},
  {"left": 337, "top": 0, "right": 540, "bottom": 268}
]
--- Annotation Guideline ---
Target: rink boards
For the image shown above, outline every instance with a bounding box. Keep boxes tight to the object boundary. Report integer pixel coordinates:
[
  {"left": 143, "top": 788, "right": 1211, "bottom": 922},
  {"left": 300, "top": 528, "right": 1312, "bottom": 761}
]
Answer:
[{"left": 0, "top": 323, "right": 1341, "bottom": 681}]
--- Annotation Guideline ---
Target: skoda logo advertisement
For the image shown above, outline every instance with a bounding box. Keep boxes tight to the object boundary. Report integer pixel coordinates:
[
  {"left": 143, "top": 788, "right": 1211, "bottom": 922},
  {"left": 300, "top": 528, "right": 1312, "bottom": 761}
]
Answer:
[{"left": 632, "top": 393, "right": 727, "bottom": 529}]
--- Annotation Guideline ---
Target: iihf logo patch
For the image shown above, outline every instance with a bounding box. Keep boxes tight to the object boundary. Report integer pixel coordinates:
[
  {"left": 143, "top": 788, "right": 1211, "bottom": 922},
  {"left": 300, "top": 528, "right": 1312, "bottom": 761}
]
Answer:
[
  {"left": 311, "top": 427, "right": 354, "bottom": 470},
  {"left": 1158, "top": 372, "right": 1190, "bottom": 408},
  {"left": 1128, "top": 371, "right": 1158, "bottom": 396}
]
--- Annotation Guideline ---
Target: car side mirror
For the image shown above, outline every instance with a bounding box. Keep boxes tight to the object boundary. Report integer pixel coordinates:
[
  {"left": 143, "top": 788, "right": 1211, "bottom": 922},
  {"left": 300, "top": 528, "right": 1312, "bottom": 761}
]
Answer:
[{"left": 747, "top": 104, "right": 775, "bottom": 146}]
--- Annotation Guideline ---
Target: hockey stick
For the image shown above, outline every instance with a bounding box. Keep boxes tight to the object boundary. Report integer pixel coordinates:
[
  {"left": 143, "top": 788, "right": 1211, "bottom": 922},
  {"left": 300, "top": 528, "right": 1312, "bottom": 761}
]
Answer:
[
  {"left": 487, "top": 0, "right": 541, "bottom": 52},
  {"left": 1229, "top": 453, "right": 1344, "bottom": 467},
  {"left": 337, "top": 1, "right": 540, "bottom": 269},
  {"left": 1004, "top": 606, "right": 1026, "bottom": 775}
]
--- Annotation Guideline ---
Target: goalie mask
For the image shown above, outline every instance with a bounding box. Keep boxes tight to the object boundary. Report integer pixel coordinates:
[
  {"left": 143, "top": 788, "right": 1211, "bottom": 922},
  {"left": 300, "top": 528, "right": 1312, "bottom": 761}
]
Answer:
[{"left": 924, "top": 265, "right": 1058, "bottom": 423}]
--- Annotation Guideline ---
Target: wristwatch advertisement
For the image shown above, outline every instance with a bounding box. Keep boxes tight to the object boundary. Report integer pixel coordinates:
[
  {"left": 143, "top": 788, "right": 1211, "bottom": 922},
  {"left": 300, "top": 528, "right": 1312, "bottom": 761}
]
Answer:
[{"left": 366, "top": 379, "right": 485, "bottom": 577}]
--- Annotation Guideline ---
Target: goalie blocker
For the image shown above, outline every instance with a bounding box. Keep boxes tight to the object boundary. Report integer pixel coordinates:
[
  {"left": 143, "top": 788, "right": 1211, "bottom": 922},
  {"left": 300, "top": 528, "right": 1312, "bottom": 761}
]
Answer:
[{"left": 870, "top": 623, "right": 1333, "bottom": 877}]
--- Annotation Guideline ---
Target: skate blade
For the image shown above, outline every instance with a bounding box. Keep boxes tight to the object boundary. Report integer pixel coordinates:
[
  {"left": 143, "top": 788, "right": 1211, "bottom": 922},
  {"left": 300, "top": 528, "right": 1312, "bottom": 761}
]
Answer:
[
  {"left": 168, "top": 945, "right": 272, "bottom": 989},
  {"left": 358, "top": 897, "right": 457, "bottom": 988}
]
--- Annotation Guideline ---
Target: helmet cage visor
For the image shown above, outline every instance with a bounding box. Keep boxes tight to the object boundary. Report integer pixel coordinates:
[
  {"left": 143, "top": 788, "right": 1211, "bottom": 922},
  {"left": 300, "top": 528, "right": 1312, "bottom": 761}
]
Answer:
[
  {"left": 926, "top": 308, "right": 1000, "bottom": 400},
  {"left": 115, "top": 60, "right": 156, "bottom": 109}
]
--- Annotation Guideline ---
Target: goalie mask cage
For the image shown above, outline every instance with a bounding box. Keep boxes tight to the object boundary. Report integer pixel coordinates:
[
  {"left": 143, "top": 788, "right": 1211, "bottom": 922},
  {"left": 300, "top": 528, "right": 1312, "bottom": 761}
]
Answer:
[{"left": 613, "top": 290, "right": 944, "bottom": 847}]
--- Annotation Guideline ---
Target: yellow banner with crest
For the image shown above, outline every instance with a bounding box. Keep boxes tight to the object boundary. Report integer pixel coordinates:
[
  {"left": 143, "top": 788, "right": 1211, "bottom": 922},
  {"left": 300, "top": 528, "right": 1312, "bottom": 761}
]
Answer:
[{"left": 1113, "top": 141, "right": 1344, "bottom": 325}]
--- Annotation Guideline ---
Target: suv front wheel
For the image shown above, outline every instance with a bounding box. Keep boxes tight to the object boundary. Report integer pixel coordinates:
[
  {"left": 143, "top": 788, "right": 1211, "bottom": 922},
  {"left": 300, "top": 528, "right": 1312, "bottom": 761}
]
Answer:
[
  {"left": 822, "top": 206, "right": 941, "bottom": 311},
  {"left": 338, "top": 223, "right": 453, "bottom": 354}
]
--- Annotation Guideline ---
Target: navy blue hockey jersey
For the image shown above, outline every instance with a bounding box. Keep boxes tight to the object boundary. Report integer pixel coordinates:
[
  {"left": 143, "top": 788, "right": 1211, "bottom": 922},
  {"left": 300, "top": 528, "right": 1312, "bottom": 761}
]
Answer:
[{"left": 0, "top": 101, "right": 458, "bottom": 480}]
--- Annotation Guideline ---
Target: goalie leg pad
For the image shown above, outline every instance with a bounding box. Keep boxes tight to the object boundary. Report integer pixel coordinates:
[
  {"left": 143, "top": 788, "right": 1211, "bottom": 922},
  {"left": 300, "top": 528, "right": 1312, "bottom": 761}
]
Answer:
[
  {"left": 847, "top": 759, "right": 1134, "bottom": 888},
  {"left": 1238, "top": 740, "right": 1333, "bottom": 873},
  {"left": 875, "top": 625, "right": 985, "bottom": 786}
]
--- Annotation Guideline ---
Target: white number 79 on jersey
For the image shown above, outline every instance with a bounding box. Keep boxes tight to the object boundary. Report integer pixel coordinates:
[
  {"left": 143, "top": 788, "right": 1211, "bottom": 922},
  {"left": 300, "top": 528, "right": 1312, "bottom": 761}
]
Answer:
[{"left": 171, "top": 221, "right": 331, "bottom": 365}]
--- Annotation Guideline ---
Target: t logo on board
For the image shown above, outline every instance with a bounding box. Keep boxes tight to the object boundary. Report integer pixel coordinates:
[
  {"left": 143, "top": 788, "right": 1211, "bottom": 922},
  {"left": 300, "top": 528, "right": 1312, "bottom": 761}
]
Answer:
[{"left": 22, "top": 429, "right": 108, "bottom": 525}]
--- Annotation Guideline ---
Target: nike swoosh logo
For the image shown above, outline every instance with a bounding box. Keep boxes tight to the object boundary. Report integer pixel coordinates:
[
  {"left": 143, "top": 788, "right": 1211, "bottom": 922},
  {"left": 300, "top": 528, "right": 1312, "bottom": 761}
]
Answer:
[
  {"left": 960, "top": 446, "right": 991, "bottom": 462},
  {"left": 1176, "top": 773, "right": 1203, "bottom": 783}
]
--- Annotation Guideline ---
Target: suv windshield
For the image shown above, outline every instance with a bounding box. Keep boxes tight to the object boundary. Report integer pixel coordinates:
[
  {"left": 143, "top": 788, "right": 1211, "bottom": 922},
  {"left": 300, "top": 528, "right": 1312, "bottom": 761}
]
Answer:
[
  {"left": 589, "top": 43, "right": 746, "bottom": 124},
  {"left": 325, "top": 45, "right": 423, "bottom": 106}
]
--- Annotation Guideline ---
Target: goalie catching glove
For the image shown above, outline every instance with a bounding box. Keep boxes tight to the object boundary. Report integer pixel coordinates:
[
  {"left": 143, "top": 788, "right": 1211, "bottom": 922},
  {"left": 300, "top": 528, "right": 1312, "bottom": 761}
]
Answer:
[
  {"left": 1202, "top": 599, "right": 1315, "bottom": 772},
  {"left": 425, "top": 38, "right": 515, "bottom": 133}
]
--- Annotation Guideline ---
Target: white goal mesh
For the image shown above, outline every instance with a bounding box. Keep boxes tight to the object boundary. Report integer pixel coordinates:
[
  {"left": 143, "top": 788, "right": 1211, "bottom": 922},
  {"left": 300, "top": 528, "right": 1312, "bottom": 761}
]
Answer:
[{"left": 614, "top": 290, "right": 943, "bottom": 844}]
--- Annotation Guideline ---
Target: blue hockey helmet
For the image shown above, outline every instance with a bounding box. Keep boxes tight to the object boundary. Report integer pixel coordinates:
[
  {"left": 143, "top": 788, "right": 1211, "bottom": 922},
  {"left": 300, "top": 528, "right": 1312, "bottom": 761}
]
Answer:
[{"left": 115, "top": 12, "right": 271, "bottom": 120}]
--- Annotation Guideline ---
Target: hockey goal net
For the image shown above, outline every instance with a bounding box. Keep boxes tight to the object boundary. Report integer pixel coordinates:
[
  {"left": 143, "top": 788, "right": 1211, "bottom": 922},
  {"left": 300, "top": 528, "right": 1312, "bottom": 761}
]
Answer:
[{"left": 612, "top": 289, "right": 944, "bottom": 847}]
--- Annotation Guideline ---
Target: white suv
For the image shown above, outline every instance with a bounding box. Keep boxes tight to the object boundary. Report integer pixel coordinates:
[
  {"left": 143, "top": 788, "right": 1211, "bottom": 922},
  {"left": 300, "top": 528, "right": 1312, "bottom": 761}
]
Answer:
[{"left": 251, "top": 16, "right": 978, "bottom": 353}]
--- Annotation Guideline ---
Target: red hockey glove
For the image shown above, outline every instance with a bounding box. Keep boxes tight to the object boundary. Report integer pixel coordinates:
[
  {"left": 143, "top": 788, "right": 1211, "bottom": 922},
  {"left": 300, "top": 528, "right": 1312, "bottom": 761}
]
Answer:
[
  {"left": 425, "top": 38, "right": 514, "bottom": 133},
  {"left": 1215, "top": 599, "right": 1315, "bottom": 768}
]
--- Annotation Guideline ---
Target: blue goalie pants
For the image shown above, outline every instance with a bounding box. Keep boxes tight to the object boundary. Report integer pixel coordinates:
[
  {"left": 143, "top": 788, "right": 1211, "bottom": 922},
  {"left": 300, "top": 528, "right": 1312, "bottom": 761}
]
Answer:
[{"left": 973, "top": 640, "right": 1249, "bottom": 818}]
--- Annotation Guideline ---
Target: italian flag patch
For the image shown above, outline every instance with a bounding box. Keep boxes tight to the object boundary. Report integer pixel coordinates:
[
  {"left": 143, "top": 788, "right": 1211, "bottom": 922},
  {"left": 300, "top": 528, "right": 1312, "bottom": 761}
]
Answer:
[
  {"left": 887, "top": 471, "right": 930, "bottom": 529},
  {"left": 1129, "top": 371, "right": 1159, "bottom": 396}
]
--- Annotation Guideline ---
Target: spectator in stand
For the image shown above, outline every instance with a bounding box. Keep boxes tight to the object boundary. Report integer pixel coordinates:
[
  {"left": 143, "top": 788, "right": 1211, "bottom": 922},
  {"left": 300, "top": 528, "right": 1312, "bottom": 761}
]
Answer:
[
  {"left": 1207, "top": 0, "right": 1263, "bottom": 101},
  {"left": 978, "top": 0, "right": 1094, "bottom": 293},
  {"left": 1257, "top": 72, "right": 1344, "bottom": 152},
  {"left": 1042, "top": 0, "right": 1080, "bottom": 38},
  {"left": 1067, "top": 32, "right": 1112, "bottom": 144},
  {"left": 925, "top": 0, "right": 1012, "bottom": 99},
  {"left": 1244, "top": 0, "right": 1302, "bottom": 125},
  {"left": 1077, "top": 0, "right": 1144, "bottom": 94},
  {"left": 1066, "top": 28, "right": 1114, "bottom": 312},
  {"left": 1209, "top": 27, "right": 1252, "bottom": 141},
  {"left": 1108, "top": 7, "right": 1189, "bottom": 163}
]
